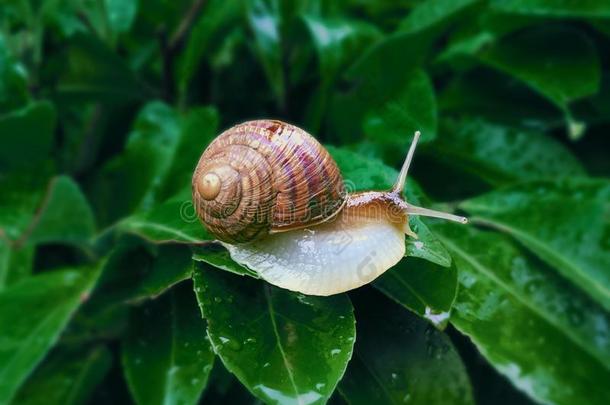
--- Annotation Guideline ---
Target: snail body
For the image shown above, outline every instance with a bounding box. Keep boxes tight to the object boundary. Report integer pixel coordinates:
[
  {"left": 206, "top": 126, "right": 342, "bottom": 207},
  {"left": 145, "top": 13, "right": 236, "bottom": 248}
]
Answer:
[{"left": 193, "top": 120, "right": 467, "bottom": 296}]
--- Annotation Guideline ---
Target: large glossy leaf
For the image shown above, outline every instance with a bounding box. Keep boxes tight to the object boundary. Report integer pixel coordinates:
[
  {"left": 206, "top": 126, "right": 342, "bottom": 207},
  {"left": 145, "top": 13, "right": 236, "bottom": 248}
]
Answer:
[
  {"left": 0, "top": 265, "right": 102, "bottom": 403},
  {"left": 481, "top": 26, "right": 600, "bottom": 110},
  {"left": 430, "top": 118, "right": 586, "bottom": 186},
  {"left": 460, "top": 179, "right": 610, "bottom": 310},
  {"left": 339, "top": 291, "right": 473, "bottom": 404},
  {"left": 122, "top": 284, "right": 214, "bottom": 405},
  {"left": 374, "top": 257, "right": 457, "bottom": 328},
  {"left": 490, "top": 0, "right": 610, "bottom": 17},
  {"left": 435, "top": 223, "right": 610, "bottom": 405},
  {"left": 193, "top": 264, "right": 355, "bottom": 405},
  {"left": 56, "top": 34, "right": 145, "bottom": 101},
  {"left": 14, "top": 346, "right": 112, "bottom": 405},
  {"left": 192, "top": 244, "right": 259, "bottom": 279},
  {"left": 399, "top": 0, "right": 480, "bottom": 34},
  {"left": 0, "top": 101, "right": 55, "bottom": 171}
]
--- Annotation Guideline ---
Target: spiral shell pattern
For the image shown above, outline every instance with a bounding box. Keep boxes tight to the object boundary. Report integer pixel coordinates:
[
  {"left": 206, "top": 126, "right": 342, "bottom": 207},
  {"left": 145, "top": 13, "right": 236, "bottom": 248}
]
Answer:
[{"left": 192, "top": 120, "right": 346, "bottom": 243}]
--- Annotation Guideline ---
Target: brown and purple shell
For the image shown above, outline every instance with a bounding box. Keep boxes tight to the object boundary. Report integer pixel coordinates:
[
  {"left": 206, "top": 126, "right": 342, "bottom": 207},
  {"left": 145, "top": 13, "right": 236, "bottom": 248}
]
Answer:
[{"left": 192, "top": 120, "right": 347, "bottom": 243}]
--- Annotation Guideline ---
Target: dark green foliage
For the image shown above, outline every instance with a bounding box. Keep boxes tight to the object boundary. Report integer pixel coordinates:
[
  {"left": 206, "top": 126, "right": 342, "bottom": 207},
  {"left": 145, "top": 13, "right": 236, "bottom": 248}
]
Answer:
[{"left": 0, "top": 1, "right": 608, "bottom": 404}]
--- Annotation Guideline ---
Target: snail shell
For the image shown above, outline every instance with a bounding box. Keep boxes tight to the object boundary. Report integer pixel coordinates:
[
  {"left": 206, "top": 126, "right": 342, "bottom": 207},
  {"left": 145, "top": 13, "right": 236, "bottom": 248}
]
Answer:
[{"left": 192, "top": 120, "right": 346, "bottom": 243}]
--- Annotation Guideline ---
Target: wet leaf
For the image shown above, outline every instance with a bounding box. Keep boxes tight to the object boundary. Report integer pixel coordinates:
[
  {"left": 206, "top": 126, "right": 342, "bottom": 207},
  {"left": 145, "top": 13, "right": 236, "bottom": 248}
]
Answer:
[
  {"left": 123, "top": 284, "right": 214, "bottom": 405},
  {"left": 192, "top": 244, "right": 260, "bottom": 279},
  {"left": 0, "top": 264, "right": 102, "bottom": 403},
  {"left": 193, "top": 264, "right": 355, "bottom": 405},
  {"left": 374, "top": 257, "right": 457, "bottom": 327},
  {"left": 481, "top": 26, "right": 600, "bottom": 110},
  {"left": 14, "top": 346, "right": 112, "bottom": 405},
  {"left": 460, "top": 179, "right": 610, "bottom": 311},
  {"left": 430, "top": 118, "right": 586, "bottom": 186},
  {"left": 435, "top": 223, "right": 610, "bottom": 405},
  {"left": 339, "top": 291, "right": 473, "bottom": 404}
]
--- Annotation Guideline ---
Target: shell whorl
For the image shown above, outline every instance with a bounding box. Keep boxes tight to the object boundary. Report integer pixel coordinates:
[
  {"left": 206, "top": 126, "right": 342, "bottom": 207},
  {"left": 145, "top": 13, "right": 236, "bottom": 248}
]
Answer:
[{"left": 192, "top": 120, "right": 346, "bottom": 244}]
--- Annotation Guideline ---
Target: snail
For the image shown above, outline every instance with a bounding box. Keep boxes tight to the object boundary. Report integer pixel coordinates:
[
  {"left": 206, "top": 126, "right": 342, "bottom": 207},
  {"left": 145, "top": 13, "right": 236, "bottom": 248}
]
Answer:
[{"left": 192, "top": 120, "right": 467, "bottom": 296}]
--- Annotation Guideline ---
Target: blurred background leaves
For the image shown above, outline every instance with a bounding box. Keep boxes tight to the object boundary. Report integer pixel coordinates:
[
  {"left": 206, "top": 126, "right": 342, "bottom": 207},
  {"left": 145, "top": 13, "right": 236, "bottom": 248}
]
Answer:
[{"left": 0, "top": 0, "right": 609, "bottom": 404}]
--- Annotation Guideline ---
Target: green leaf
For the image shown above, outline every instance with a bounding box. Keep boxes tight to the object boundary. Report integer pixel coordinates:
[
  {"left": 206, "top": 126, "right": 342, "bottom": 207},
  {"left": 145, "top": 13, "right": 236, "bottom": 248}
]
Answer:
[
  {"left": 0, "top": 101, "right": 56, "bottom": 171},
  {"left": 192, "top": 244, "right": 260, "bottom": 279},
  {"left": 374, "top": 257, "right": 457, "bottom": 327},
  {"left": 339, "top": 291, "right": 473, "bottom": 404},
  {"left": 90, "top": 103, "right": 218, "bottom": 225},
  {"left": 123, "top": 284, "right": 214, "bottom": 405},
  {"left": 460, "top": 179, "right": 610, "bottom": 311},
  {"left": 177, "top": 0, "right": 245, "bottom": 98},
  {"left": 490, "top": 0, "right": 610, "bottom": 17},
  {"left": 119, "top": 190, "right": 211, "bottom": 244},
  {"left": 328, "top": 33, "right": 435, "bottom": 145},
  {"left": 193, "top": 264, "right": 355, "bottom": 405},
  {"left": 93, "top": 242, "right": 194, "bottom": 306},
  {"left": 399, "top": 0, "right": 481, "bottom": 34},
  {"left": 439, "top": 68, "right": 563, "bottom": 130},
  {"left": 0, "top": 241, "right": 34, "bottom": 290},
  {"left": 57, "top": 34, "right": 145, "bottom": 102},
  {"left": 435, "top": 223, "right": 610, "bottom": 405},
  {"left": 302, "top": 15, "right": 381, "bottom": 85},
  {"left": 1, "top": 174, "right": 94, "bottom": 249},
  {"left": 247, "top": 0, "right": 285, "bottom": 105},
  {"left": 0, "top": 164, "right": 54, "bottom": 242},
  {"left": 363, "top": 68, "right": 437, "bottom": 148},
  {"left": 480, "top": 26, "right": 601, "bottom": 109},
  {"left": 155, "top": 106, "right": 219, "bottom": 202},
  {"left": 105, "top": 0, "right": 138, "bottom": 33},
  {"left": 0, "top": 34, "right": 29, "bottom": 114},
  {"left": 14, "top": 346, "right": 112, "bottom": 405},
  {"left": 0, "top": 264, "right": 102, "bottom": 403},
  {"left": 27, "top": 176, "right": 96, "bottom": 247},
  {"left": 430, "top": 118, "right": 586, "bottom": 186}
]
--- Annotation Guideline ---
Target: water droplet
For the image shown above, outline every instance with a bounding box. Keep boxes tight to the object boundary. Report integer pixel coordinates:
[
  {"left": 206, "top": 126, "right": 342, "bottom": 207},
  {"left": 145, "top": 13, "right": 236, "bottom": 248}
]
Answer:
[
  {"left": 423, "top": 307, "right": 450, "bottom": 328},
  {"left": 214, "top": 297, "right": 222, "bottom": 303},
  {"left": 330, "top": 349, "right": 341, "bottom": 356}
]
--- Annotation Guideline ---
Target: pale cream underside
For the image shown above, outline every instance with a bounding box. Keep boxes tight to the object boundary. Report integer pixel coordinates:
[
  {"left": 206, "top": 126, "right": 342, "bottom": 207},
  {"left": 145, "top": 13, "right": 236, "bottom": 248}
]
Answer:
[{"left": 222, "top": 219, "right": 405, "bottom": 296}]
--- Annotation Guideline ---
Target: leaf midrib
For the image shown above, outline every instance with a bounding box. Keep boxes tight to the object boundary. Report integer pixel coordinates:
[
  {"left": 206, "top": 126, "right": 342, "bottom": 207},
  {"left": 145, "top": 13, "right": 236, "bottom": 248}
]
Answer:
[
  {"left": 471, "top": 216, "right": 610, "bottom": 303},
  {"left": 264, "top": 286, "right": 302, "bottom": 404},
  {"left": 438, "top": 235, "right": 610, "bottom": 370}
]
